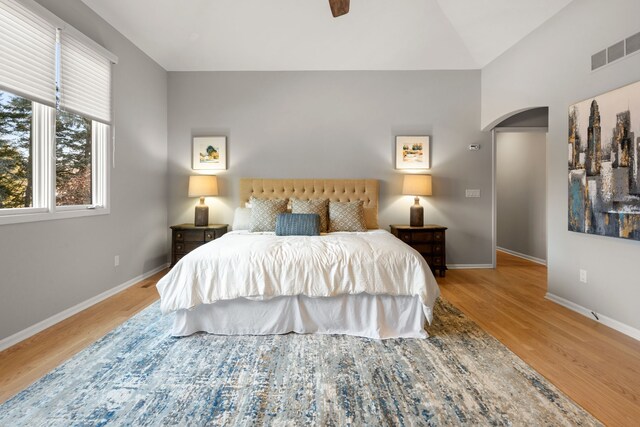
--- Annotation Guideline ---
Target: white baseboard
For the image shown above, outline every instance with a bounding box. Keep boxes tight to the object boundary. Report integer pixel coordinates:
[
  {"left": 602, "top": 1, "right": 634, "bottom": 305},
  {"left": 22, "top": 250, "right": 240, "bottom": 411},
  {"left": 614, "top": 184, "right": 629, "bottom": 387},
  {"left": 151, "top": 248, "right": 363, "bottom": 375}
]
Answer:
[
  {"left": 447, "top": 264, "right": 494, "bottom": 269},
  {"left": 545, "top": 293, "right": 640, "bottom": 342},
  {"left": 497, "top": 247, "right": 546, "bottom": 265},
  {"left": 0, "top": 263, "right": 169, "bottom": 352}
]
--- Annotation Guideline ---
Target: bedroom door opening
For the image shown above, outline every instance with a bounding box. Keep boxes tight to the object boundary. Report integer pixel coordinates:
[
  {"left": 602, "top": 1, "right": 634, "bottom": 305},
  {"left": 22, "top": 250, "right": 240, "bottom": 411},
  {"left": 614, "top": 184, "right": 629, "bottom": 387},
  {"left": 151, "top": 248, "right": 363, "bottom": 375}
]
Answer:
[{"left": 490, "top": 107, "right": 549, "bottom": 270}]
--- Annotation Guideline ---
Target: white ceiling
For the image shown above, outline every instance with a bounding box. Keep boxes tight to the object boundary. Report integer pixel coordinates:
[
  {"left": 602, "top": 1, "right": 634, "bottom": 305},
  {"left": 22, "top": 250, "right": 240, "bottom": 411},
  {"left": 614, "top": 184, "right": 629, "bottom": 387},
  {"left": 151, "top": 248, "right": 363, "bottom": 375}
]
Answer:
[{"left": 80, "top": 0, "right": 573, "bottom": 71}]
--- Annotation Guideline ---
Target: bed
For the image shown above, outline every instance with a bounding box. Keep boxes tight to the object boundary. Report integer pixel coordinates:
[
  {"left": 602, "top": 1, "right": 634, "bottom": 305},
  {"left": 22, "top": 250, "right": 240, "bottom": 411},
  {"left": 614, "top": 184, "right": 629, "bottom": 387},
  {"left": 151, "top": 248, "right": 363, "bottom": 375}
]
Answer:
[{"left": 157, "top": 179, "right": 440, "bottom": 339}]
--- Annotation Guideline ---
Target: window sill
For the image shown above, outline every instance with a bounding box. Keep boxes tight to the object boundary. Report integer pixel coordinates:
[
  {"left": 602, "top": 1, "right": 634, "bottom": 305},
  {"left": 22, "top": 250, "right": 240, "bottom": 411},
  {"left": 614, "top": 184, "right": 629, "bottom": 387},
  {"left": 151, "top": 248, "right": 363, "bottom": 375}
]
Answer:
[{"left": 0, "top": 207, "right": 110, "bottom": 226}]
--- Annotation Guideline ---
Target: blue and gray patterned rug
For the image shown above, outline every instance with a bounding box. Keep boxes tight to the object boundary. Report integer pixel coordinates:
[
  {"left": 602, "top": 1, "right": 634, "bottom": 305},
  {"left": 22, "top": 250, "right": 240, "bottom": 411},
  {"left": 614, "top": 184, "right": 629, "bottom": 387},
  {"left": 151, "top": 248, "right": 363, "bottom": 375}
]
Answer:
[{"left": 0, "top": 299, "right": 600, "bottom": 426}]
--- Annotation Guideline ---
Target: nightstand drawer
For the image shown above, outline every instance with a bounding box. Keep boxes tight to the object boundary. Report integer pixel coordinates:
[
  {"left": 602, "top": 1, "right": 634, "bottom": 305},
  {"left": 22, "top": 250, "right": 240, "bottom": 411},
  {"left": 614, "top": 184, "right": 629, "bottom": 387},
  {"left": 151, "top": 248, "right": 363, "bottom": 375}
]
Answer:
[
  {"left": 412, "top": 232, "right": 433, "bottom": 243},
  {"left": 174, "top": 230, "right": 204, "bottom": 242},
  {"left": 174, "top": 242, "right": 204, "bottom": 254},
  {"left": 183, "top": 230, "right": 205, "bottom": 242},
  {"left": 413, "top": 244, "right": 435, "bottom": 254},
  {"left": 398, "top": 232, "right": 412, "bottom": 243}
]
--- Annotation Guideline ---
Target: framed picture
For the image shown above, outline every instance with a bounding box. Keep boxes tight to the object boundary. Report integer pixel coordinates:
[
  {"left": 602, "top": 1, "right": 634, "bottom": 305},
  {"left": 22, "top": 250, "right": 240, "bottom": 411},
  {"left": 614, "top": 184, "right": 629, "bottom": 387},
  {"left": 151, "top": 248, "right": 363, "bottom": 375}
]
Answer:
[
  {"left": 395, "top": 136, "right": 430, "bottom": 169},
  {"left": 568, "top": 79, "right": 640, "bottom": 240},
  {"left": 192, "top": 136, "right": 226, "bottom": 170}
]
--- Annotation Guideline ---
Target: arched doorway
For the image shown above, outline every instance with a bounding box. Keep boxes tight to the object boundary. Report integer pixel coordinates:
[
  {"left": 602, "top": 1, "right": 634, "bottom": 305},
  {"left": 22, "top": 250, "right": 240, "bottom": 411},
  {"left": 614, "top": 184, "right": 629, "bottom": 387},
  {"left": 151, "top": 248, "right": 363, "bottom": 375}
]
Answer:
[{"left": 490, "top": 107, "right": 549, "bottom": 268}]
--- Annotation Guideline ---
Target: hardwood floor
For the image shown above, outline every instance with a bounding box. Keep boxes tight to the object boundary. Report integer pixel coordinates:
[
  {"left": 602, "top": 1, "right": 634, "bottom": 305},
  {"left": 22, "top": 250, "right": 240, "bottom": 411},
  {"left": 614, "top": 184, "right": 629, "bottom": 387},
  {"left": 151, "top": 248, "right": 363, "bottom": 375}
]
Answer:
[
  {"left": 0, "top": 270, "right": 166, "bottom": 404},
  {"left": 440, "top": 251, "right": 640, "bottom": 427},
  {"left": 1, "top": 253, "right": 639, "bottom": 426}
]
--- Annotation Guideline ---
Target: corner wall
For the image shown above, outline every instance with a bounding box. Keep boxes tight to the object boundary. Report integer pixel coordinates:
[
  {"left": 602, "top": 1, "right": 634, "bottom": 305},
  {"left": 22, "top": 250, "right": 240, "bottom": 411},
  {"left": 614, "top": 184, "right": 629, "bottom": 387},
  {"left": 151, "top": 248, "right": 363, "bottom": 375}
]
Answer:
[
  {"left": 0, "top": 0, "right": 169, "bottom": 341},
  {"left": 167, "top": 71, "right": 492, "bottom": 266},
  {"left": 482, "top": 0, "right": 640, "bottom": 332}
]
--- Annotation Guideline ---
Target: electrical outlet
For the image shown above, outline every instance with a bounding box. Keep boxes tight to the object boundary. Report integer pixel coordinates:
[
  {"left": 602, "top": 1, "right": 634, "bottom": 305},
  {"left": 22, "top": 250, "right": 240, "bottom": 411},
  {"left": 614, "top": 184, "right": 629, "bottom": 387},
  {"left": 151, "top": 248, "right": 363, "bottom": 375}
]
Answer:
[
  {"left": 465, "top": 189, "right": 481, "bottom": 198},
  {"left": 114, "top": 255, "right": 120, "bottom": 267},
  {"left": 579, "top": 269, "right": 587, "bottom": 283}
]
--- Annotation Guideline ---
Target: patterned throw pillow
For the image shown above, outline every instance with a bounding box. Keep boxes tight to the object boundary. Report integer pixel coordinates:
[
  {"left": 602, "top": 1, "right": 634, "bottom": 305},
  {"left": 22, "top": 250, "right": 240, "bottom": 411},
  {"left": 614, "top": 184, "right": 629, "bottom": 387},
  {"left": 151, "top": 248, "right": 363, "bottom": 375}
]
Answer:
[
  {"left": 290, "top": 198, "right": 329, "bottom": 233},
  {"left": 249, "top": 198, "right": 289, "bottom": 232},
  {"left": 329, "top": 200, "right": 367, "bottom": 232}
]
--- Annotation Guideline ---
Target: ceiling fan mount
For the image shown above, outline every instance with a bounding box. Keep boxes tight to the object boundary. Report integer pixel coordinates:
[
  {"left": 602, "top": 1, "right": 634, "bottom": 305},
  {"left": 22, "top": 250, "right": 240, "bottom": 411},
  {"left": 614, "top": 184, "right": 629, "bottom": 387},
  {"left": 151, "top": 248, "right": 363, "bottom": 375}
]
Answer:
[{"left": 329, "top": 0, "right": 350, "bottom": 18}]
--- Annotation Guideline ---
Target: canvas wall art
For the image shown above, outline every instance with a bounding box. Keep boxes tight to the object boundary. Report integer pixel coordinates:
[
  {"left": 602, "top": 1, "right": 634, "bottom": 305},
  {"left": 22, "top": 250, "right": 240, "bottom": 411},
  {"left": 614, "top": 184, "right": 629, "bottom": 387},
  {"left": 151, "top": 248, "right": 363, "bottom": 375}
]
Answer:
[
  {"left": 568, "top": 80, "right": 640, "bottom": 240},
  {"left": 396, "top": 136, "right": 430, "bottom": 169},
  {"left": 193, "top": 136, "right": 226, "bottom": 170}
]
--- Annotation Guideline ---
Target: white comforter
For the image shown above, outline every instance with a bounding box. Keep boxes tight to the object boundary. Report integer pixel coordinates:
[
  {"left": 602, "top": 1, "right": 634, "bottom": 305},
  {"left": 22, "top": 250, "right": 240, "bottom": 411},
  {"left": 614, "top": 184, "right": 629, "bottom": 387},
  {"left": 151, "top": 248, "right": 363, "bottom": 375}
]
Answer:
[{"left": 157, "top": 230, "right": 440, "bottom": 323}]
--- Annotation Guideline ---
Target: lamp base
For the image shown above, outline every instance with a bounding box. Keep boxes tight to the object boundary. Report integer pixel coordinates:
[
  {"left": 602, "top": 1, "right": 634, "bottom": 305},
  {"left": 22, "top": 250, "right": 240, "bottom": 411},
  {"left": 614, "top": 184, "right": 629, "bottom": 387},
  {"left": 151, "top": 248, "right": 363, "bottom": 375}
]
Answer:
[
  {"left": 194, "top": 200, "right": 209, "bottom": 227},
  {"left": 409, "top": 197, "right": 424, "bottom": 227}
]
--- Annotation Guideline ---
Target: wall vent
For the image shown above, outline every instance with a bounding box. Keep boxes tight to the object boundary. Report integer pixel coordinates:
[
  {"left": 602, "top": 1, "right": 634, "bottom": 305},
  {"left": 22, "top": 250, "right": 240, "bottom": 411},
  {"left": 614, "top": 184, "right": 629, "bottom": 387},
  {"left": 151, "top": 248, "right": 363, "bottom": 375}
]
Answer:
[
  {"left": 607, "top": 41, "right": 625, "bottom": 63},
  {"left": 591, "top": 30, "right": 640, "bottom": 71},
  {"left": 591, "top": 49, "right": 607, "bottom": 70},
  {"left": 626, "top": 31, "right": 640, "bottom": 55}
]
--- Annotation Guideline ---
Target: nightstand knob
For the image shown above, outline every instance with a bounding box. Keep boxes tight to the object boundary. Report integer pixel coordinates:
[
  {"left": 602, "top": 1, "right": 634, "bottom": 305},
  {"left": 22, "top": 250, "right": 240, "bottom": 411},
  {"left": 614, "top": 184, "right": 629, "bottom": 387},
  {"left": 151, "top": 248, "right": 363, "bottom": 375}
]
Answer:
[
  {"left": 206, "top": 233, "right": 213, "bottom": 240},
  {"left": 176, "top": 232, "right": 182, "bottom": 239}
]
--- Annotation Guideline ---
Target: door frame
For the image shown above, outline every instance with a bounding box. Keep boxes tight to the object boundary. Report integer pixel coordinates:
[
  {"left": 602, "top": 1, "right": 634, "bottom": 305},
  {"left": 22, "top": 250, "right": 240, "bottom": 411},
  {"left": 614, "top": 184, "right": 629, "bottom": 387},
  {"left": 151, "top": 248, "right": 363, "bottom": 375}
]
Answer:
[{"left": 491, "top": 126, "right": 548, "bottom": 268}]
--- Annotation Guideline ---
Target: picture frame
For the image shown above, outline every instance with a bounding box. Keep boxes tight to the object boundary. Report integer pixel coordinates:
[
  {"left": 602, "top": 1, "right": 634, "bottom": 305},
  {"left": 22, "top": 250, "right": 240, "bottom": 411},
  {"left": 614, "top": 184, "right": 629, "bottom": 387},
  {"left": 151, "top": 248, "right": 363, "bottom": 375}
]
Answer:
[
  {"left": 568, "top": 79, "right": 640, "bottom": 240},
  {"left": 192, "top": 136, "right": 226, "bottom": 170},
  {"left": 395, "top": 136, "right": 430, "bottom": 169}
]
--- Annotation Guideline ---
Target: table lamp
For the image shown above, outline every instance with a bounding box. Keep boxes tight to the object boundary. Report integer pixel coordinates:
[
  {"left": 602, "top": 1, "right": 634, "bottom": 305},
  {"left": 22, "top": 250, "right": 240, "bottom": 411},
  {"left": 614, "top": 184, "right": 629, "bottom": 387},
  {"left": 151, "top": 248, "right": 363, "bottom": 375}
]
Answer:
[
  {"left": 402, "top": 174, "right": 432, "bottom": 227},
  {"left": 188, "top": 175, "right": 218, "bottom": 226}
]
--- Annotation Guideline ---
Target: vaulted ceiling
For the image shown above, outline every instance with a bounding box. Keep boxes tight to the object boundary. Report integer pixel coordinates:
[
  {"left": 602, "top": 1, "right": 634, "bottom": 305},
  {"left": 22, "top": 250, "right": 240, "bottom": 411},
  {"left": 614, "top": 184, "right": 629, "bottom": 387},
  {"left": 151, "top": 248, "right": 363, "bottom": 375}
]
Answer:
[{"left": 81, "top": 0, "right": 573, "bottom": 71}]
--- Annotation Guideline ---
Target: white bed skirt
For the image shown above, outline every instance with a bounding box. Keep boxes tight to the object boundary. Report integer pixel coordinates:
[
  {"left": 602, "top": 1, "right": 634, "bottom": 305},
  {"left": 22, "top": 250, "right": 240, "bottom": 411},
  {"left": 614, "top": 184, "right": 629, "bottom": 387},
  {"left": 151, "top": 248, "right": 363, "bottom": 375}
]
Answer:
[{"left": 171, "top": 294, "right": 427, "bottom": 340}]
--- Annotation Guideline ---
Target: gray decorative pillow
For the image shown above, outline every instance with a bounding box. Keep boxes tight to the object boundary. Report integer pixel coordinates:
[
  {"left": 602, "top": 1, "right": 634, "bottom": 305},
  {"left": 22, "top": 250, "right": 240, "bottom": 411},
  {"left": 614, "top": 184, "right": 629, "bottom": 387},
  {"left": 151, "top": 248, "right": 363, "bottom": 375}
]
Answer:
[
  {"left": 329, "top": 200, "right": 367, "bottom": 232},
  {"left": 290, "top": 198, "right": 329, "bottom": 233},
  {"left": 249, "top": 198, "right": 289, "bottom": 232}
]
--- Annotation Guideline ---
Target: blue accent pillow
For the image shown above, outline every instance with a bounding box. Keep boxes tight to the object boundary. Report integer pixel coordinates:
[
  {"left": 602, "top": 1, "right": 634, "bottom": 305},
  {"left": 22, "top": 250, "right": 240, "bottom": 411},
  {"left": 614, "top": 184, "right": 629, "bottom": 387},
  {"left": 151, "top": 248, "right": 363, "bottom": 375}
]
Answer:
[{"left": 275, "top": 213, "right": 320, "bottom": 236}]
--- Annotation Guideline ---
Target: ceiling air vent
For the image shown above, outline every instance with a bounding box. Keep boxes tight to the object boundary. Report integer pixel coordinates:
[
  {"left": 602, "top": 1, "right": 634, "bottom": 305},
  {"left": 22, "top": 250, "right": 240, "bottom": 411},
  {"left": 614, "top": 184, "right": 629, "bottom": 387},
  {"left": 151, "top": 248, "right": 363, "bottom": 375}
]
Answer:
[{"left": 591, "top": 30, "right": 640, "bottom": 71}]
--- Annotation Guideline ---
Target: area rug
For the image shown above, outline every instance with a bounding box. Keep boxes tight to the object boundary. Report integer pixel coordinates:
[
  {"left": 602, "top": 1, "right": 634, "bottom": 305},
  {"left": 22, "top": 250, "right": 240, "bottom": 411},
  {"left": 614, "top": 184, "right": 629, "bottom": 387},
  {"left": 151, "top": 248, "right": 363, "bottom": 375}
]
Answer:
[{"left": 0, "top": 299, "right": 600, "bottom": 426}]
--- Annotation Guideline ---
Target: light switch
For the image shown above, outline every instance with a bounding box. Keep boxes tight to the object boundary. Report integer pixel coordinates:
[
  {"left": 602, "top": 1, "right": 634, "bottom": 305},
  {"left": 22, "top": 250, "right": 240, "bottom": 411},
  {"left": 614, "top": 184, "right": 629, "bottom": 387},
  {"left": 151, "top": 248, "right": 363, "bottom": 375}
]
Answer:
[{"left": 465, "top": 189, "right": 481, "bottom": 198}]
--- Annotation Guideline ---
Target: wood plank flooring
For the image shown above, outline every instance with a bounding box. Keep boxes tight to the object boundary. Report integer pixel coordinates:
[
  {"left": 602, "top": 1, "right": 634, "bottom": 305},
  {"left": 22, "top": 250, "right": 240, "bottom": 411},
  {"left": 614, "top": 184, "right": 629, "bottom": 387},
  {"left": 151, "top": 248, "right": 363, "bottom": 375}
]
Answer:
[
  {"left": 1, "top": 253, "right": 639, "bottom": 426},
  {"left": 0, "top": 270, "right": 165, "bottom": 404},
  {"left": 440, "top": 251, "right": 640, "bottom": 426}
]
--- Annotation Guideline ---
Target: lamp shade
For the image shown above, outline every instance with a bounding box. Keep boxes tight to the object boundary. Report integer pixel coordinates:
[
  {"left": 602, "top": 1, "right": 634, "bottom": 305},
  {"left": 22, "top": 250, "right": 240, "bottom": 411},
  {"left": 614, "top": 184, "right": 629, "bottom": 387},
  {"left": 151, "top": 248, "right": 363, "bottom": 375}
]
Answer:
[
  {"left": 188, "top": 175, "right": 219, "bottom": 197},
  {"left": 402, "top": 174, "right": 432, "bottom": 196}
]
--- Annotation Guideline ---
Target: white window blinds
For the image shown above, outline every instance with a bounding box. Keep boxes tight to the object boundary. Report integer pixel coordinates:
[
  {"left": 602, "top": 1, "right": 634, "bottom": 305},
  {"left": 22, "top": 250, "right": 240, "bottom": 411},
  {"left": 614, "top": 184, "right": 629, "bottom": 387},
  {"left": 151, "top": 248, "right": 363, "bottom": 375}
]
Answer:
[
  {"left": 59, "top": 31, "right": 113, "bottom": 124},
  {"left": 0, "top": 0, "right": 56, "bottom": 106}
]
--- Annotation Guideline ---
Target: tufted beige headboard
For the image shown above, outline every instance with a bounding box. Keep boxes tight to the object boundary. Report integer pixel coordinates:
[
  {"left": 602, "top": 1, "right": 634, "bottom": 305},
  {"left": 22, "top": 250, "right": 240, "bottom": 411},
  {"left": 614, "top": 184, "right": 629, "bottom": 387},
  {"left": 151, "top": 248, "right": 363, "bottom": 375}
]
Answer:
[{"left": 240, "top": 178, "right": 379, "bottom": 229}]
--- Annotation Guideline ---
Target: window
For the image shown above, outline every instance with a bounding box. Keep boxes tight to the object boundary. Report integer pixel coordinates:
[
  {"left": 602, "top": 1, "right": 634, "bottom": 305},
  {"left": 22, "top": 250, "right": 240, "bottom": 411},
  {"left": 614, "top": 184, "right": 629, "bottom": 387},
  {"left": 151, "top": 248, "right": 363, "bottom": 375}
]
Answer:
[
  {"left": 56, "top": 110, "right": 92, "bottom": 206},
  {"left": 0, "top": 90, "right": 33, "bottom": 209},
  {"left": 0, "top": 0, "right": 117, "bottom": 225}
]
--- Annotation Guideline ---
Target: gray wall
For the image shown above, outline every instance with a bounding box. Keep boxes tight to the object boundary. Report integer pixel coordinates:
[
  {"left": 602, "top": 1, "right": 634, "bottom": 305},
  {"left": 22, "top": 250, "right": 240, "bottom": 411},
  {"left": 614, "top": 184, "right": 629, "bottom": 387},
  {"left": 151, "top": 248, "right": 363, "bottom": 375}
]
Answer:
[
  {"left": 168, "top": 71, "right": 492, "bottom": 266},
  {"left": 0, "top": 0, "right": 168, "bottom": 340},
  {"left": 482, "top": 0, "right": 640, "bottom": 330},
  {"left": 496, "top": 132, "right": 547, "bottom": 261}
]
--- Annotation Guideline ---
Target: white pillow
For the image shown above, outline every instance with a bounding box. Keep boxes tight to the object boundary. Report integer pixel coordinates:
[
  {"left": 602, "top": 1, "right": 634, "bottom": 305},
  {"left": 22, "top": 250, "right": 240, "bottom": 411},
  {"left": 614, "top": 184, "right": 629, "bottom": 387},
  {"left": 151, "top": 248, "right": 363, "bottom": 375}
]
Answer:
[{"left": 232, "top": 207, "right": 252, "bottom": 231}]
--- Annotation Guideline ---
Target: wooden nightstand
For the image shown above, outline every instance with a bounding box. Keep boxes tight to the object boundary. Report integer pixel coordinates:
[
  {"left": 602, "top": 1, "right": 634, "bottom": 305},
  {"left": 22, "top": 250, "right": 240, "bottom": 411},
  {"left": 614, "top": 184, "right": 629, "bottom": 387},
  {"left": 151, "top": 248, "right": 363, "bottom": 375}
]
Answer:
[
  {"left": 390, "top": 225, "right": 447, "bottom": 277},
  {"left": 170, "top": 224, "right": 228, "bottom": 267}
]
